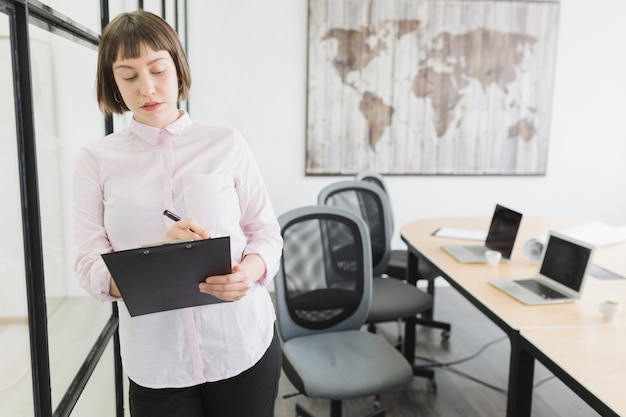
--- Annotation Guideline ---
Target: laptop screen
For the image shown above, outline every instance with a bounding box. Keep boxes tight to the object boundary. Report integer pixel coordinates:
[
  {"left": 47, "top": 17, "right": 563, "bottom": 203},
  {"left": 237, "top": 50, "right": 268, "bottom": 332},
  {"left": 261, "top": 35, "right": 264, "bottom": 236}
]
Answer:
[
  {"left": 485, "top": 204, "right": 523, "bottom": 259},
  {"left": 539, "top": 233, "right": 593, "bottom": 291}
]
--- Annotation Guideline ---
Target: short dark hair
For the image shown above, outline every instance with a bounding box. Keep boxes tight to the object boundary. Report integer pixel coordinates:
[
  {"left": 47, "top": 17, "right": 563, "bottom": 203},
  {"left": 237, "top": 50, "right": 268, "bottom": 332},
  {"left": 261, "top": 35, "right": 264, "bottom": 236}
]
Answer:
[{"left": 96, "top": 10, "right": 191, "bottom": 115}]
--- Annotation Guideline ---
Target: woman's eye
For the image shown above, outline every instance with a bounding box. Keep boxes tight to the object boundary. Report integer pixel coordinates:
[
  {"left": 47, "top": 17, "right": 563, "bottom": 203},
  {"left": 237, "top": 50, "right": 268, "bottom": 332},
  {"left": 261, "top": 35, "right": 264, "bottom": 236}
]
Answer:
[{"left": 117, "top": 72, "right": 136, "bottom": 81}]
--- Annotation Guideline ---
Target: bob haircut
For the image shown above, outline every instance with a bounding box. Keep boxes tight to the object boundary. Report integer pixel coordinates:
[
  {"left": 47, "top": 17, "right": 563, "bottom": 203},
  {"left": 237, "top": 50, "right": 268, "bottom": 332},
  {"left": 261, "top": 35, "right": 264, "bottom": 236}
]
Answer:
[{"left": 96, "top": 10, "right": 191, "bottom": 115}]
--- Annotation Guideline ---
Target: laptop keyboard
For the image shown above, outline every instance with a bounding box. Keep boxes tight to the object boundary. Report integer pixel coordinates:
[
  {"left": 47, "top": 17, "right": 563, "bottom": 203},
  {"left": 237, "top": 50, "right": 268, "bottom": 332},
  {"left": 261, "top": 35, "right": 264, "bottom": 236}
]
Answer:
[
  {"left": 516, "top": 279, "right": 567, "bottom": 300},
  {"left": 466, "top": 246, "right": 488, "bottom": 256}
]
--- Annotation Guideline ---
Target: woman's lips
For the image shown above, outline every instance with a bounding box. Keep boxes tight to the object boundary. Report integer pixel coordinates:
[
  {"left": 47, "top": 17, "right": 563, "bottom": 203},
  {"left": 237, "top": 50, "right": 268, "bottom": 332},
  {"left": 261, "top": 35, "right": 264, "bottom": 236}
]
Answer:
[{"left": 141, "top": 102, "right": 161, "bottom": 111}]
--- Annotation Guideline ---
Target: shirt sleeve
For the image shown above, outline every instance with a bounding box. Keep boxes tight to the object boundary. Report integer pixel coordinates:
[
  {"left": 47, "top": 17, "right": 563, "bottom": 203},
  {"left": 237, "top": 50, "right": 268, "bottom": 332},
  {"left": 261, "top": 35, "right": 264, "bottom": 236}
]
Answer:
[
  {"left": 73, "top": 147, "right": 120, "bottom": 301},
  {"left": 231, "top": 131, "right": 283, "bottom": 285}
]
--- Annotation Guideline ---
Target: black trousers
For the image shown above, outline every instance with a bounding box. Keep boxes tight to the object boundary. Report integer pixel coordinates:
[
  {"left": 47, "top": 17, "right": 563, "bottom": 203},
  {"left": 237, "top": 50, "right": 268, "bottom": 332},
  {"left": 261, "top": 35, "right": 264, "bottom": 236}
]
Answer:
[{"left": 129, "top": 328, "right": 282, "bottom": 417}]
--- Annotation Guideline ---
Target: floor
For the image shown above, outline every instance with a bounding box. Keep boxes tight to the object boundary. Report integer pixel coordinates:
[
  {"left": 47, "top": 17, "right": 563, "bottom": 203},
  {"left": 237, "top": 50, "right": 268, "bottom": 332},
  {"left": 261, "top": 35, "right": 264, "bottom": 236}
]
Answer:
[{"left": 0, "top": 283, "right": 602, "bottom": 417}]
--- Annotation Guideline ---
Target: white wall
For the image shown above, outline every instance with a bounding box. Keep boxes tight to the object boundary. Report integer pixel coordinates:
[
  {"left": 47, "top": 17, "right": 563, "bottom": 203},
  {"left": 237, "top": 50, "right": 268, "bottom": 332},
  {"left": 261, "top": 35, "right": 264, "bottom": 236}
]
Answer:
[
  {"left": 187, "top": 0, "right": 626, "bottom": 248},
  {"left": 4, "top": 0, "right": 624, "bottom": 312}
]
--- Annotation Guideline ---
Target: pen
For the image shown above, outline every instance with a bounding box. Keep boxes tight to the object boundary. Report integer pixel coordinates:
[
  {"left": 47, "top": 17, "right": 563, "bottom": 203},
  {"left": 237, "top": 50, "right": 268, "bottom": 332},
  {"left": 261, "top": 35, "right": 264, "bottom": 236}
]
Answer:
[{"left": 163, "top": 210, "right": 182, "bottom": 222}]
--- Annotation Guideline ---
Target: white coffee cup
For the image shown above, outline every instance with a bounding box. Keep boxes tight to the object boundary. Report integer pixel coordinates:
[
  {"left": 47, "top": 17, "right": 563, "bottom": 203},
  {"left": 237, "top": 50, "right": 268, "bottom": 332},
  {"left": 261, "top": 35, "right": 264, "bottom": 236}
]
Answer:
[
  {"left": 485, "top": 250, "right": 502, "bottom": 267},
  {"left": 599, "top": 300, "right": 622, "bottom": 321}
]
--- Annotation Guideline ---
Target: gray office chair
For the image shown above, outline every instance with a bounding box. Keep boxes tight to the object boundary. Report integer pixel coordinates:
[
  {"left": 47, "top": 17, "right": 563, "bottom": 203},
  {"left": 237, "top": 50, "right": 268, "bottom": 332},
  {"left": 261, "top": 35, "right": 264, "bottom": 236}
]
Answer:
[
  {"left": 317, "top": 181, "right": 437, "bottom": 386},
  {"left": 275, "top": 205, "right": 413, "bottom": 417},
  {"left": 355, "top": 171, "right": 451, "bottom": 340}
]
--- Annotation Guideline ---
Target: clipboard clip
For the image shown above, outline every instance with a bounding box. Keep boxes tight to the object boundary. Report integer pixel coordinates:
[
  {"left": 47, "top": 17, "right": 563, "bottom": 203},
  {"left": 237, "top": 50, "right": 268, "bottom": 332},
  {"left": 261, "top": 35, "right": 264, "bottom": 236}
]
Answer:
[
  {"left": 142, "top": 240, "right": 196, "bottom": 254},
  {"left": 140, "top": 238, "right": 194, "bottom": 250}
]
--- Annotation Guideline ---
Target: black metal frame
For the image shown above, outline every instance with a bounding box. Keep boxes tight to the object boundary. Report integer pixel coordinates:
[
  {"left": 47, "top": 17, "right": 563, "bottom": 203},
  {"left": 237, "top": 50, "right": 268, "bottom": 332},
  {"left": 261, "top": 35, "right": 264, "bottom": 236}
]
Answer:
[{"left": 1, "top": 0, "right": 187, "bottom": 416}]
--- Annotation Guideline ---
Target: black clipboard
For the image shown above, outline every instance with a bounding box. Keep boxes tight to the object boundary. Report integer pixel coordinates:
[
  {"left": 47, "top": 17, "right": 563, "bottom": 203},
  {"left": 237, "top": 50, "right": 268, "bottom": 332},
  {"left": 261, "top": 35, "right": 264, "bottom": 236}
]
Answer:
[{"left": 101, "top": 236, "right": 232, "bottom": 317}]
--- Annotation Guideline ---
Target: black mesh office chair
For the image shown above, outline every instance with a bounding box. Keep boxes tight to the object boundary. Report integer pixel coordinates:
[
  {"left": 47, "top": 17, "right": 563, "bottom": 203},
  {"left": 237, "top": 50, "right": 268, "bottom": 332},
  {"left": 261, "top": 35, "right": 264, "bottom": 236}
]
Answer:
[
  {"left": 275, "top": 206, "right": 413, "bottom": 417},
  {"left": 317, "top": 181, "right": 437, "bottom": 387},
  {"left": 355, "top": 171, "right": 451, "bottom": 340}
]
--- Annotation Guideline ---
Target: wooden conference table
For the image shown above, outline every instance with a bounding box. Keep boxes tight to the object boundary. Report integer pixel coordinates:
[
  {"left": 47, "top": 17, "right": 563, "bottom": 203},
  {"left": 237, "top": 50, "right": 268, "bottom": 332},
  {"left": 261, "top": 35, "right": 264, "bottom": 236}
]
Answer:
[{"left": 400, "top": 216, "right": 626, "bottom": 417}]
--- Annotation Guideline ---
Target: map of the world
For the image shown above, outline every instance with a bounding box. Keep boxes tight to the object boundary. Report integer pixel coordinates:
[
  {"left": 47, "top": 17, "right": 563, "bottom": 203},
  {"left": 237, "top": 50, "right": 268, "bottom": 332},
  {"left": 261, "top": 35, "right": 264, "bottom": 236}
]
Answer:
[{"left": 306, "top": 0, "right": 560, "bottom": 175}]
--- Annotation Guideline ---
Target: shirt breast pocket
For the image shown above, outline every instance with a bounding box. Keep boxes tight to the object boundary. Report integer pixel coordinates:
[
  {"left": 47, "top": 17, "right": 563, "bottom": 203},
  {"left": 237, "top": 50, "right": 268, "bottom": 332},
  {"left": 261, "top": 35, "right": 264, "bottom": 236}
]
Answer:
[{"left": 183, "top": 174, "right": 240, "bottom": 236}]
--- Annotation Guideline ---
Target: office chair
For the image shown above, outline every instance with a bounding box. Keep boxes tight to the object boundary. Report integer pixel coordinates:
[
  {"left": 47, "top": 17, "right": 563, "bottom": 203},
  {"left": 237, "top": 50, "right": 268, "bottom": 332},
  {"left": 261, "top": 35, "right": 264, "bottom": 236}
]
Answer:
[
  {"left": 275, "top": 205, "right": 413, "bottom": 417},
  {"left": 317, "top": 181, "right": 437, "bottom": 387},
  {"left": 355, "top": 171, "right": 451, "bottom": 341}
]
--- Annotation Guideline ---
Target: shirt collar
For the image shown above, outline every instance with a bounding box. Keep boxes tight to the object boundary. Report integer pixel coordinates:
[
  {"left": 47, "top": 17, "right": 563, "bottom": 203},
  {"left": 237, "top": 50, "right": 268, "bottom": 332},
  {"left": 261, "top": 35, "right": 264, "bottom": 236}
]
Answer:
[{"left": 129, "top": 110, "right": 192, "bottom": 145}]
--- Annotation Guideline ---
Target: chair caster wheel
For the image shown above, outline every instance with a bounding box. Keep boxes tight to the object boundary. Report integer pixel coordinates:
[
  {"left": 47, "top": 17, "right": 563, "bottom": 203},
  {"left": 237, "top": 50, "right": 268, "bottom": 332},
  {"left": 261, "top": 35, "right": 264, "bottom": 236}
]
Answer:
[
  {"left": 427, "top": 378, "right": 438, "bottom": 393},
  {"left": 441, "top": 330, "right": 450, "bottom": 342}
]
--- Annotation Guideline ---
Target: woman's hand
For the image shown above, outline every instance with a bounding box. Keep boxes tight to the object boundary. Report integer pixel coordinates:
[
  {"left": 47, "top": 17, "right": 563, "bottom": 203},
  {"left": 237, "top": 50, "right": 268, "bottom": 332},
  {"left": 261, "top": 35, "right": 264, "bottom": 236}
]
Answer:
[
  {"left": 164, "top": 217, "right": 211, "bottom": 241},
  {"left": 199, "top": 261, "right": 252, "bottom": 301},
  {"left": 109, "top": 277, "right": 122, "bottom": 298}
]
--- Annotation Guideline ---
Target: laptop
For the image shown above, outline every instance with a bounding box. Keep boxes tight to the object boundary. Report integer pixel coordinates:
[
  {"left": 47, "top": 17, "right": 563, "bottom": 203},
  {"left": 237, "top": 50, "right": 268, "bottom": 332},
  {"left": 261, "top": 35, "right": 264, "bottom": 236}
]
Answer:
[
  {"left": 441, "top": 204, "right": 523, "bottom": 263},
  {"left": 489, "top": 231, "right": 595, "bottom": 305}
]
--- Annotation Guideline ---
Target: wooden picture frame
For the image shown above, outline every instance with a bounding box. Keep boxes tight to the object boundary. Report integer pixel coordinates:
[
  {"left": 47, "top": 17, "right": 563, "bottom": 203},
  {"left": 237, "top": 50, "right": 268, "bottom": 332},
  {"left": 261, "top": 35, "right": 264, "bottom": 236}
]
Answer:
[{"left": 306, "top": 0, "right": 560, "bottom": 175}]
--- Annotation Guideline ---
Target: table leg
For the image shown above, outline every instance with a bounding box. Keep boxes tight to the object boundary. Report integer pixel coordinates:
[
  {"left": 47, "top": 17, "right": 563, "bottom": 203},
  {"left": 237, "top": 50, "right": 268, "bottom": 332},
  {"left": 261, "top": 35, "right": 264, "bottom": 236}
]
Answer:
[
  {"left": 403, "top": 252, "right": 419, "bottom": 363},
  {"left": 507, "top": 334, "right": 535, "bottom": 417}
]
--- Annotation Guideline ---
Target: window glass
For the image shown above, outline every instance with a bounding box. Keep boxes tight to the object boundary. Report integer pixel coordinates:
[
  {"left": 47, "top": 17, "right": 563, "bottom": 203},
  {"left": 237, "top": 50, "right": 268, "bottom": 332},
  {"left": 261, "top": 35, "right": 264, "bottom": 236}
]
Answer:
[
  {"left": 28, "top": 22, "right": 113, "bottom": 410},
  {"left": 0, "top": 3, "right": 189, "bottom": 413},
  {"left": 0, "top": 12, "right": 34, "bottom": 417},
  {"left": 36, "top": 0, "right": 102, "bottom": 34}
]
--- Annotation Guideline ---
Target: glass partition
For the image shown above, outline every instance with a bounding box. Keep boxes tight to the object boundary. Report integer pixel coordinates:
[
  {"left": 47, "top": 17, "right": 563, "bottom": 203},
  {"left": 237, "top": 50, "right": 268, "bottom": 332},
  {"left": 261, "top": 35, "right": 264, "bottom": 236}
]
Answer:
[
  {"left": 26, "top": 21, "right": 116, "bottom": 412},
  {"left": 0, "top": 2, "right": 188, "bottom": 414},
  {"left": 71, "top": 343, "right": 126, "bottom": 417},
  {"left": 36, "top": 0, "right": 102, "bottom": 34},
  {"left": 0, "top": 10, "right": 34, "bottom": 417}
]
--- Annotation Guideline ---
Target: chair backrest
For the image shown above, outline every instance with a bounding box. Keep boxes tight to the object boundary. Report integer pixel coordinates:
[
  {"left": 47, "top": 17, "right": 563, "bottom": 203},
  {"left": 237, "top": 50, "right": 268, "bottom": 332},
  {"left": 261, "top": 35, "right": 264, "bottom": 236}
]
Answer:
[
  {"left": 275, "top": 205, "right": 373, "bottom": 341},
  {"left": 355, "top": 171, "right": 395, "bottom": 233},
  {"left": 355, "top": 171, "right": 388, "bottom": 193},
  {"left": 318, "top": 181, "right": 393, "bottom": 277}
]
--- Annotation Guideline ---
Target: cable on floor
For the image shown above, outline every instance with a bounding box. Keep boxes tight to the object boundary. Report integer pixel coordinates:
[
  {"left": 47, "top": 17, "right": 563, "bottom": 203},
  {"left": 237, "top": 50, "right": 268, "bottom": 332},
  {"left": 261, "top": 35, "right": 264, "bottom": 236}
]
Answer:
[
  {"left": 443, "top": 366, "right": 508, "bottom": 394},
  {"left": 412, "top": 335, "right": 508, "bottom": 393},
  {"left": 412, "top": 335, "right": 559, "bottom": 394},
  {"left": 414, "top": 335, "right": 508, "bottom": 368},
  {"left": 532, "top": 375, "right": 556, "bottom": 388}
]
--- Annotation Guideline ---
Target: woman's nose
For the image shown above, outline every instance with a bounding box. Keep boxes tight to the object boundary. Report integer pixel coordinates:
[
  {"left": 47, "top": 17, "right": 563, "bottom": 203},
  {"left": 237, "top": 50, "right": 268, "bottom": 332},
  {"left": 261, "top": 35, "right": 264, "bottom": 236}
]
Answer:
[{"left": 139, "top": 75, "right": 156, "bottom": 96}]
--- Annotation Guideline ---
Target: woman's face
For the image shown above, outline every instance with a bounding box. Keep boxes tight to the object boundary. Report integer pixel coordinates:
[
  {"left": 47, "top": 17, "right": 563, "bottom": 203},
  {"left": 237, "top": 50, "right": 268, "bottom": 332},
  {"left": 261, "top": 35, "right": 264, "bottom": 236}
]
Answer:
[{"left": 113, "top": 43, "right": 181, "bottom": 128}]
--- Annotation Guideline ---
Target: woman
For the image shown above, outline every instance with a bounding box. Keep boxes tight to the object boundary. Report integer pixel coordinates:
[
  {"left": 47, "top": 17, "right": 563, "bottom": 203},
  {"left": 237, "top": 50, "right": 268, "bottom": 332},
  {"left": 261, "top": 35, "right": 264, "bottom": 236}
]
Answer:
[{"left": 73, "top": 10, "right": 283, "bottom": 417}]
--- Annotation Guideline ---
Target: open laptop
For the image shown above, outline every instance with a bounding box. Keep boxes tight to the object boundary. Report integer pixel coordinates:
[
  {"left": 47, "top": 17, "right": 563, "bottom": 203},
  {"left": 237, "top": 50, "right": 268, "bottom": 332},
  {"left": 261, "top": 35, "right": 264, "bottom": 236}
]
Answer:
[
  {"left": 489, "top": 231, "right": 595, "bottom": 305},
  {"left": 441, "top": 204, "right": 523, "bottom": 263}
]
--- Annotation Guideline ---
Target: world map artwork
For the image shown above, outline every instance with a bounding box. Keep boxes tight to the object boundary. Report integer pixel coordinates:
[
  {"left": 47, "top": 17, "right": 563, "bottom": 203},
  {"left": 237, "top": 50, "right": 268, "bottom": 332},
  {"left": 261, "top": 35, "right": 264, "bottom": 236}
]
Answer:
[{"left": 306, "top": 0, "right": 560, "bottom": 175}]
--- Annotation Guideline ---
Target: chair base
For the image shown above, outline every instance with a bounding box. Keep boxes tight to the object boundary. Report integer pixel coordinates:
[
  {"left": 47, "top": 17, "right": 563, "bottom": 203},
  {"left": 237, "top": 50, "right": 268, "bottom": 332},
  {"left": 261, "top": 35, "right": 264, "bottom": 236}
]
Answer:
[
  {"left": 412, "top": 366, "right": 438, "bottom": 393},
  {"left": 415, "top": 317, "right": 451, "bottom": 342},
  {"left": 295, "top": 399, "right": 386, "bottom": 417}
]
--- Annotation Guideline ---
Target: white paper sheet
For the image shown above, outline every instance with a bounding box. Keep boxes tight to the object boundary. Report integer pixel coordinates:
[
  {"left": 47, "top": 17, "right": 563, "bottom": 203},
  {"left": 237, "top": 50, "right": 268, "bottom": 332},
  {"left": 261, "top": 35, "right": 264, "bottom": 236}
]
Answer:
[{"left": 433, "top": 227, "right": 487, "bottom": 241}]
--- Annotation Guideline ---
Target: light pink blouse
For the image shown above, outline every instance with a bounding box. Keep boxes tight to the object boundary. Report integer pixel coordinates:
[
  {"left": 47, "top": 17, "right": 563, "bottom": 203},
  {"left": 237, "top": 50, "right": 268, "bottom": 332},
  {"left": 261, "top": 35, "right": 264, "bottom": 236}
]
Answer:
[{"left": 73, "top": 111, "right": 282, "bottom": 388}]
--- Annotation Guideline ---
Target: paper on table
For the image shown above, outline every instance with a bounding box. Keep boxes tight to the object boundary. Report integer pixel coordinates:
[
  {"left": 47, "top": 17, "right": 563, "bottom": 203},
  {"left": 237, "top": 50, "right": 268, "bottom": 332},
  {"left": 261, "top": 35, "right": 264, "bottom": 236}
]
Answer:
[
  {"left": 523, "top": 221, "right": 626, "bottom": 263},
  {"left": 433, "top": 227, "right": 487, "bottom": 241}
]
